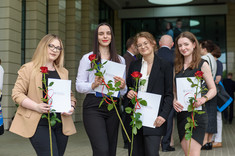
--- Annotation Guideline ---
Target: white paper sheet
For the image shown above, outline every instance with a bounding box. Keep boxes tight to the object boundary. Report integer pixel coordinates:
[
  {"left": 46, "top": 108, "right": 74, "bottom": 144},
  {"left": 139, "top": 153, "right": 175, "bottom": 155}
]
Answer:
[
  {"left": 94, "top": 60, "right": 126, "bottom": 97},
  {"left": 176, "top": 77, "right": 202, "bottom": 111},
  {"left": 136, "top": 91, "right": 162, "bottom": 128},
  {"left": 48, "top": 78, "right": 71, "bottom": 113}
]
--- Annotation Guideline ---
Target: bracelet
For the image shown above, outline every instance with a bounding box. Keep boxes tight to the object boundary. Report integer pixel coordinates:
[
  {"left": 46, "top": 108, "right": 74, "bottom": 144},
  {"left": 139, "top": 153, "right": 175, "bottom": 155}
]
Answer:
[
  {"left": 71, "top": 105, "right": 76, "bottom": 110},
  {"left": 203, "top": 95, "right": 209, "bottom": 102}
]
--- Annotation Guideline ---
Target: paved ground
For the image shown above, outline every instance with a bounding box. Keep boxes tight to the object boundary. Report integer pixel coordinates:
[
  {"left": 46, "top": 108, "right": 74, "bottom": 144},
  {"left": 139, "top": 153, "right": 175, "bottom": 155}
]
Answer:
[{"left": 0, "top": 120, "right": 234, "bottom": 156}]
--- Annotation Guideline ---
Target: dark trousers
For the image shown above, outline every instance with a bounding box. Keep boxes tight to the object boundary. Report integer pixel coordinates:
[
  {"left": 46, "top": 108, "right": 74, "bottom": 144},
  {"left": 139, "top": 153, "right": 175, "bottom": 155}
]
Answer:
[
  {"left": 161, "top": 108, "right": 175, "bottom": 150},
  {"left": 83, "top": 96, "right": 120, "bottom": 156},
  {"left": 224, "top": 100, "right": 234, "bottom": 123},
  {"left": 29, "top": 114, "right": 68, "bottom": 156},
  {"left": 132, "top": 129, "right": 161, "bottom": 156}
]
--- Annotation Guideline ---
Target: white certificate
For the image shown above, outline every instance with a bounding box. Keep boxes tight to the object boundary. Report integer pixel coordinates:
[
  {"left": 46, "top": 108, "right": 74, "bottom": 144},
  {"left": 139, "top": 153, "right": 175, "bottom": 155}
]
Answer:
[
  {"left": 94, "top": 60, "right": 126, "bottom": 97},
  {"left": 48, "top": 78, "right": 71, "bottom": 113},
  {"left": 176, "top": 77, "right": 202, "bottom": 111},
  {"left": 136, "top": 91, "right": 162, "bottom": 128}
]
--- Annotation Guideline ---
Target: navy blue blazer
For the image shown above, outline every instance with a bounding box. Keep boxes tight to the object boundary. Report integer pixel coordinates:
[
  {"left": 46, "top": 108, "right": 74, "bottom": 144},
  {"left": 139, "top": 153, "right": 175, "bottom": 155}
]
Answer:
[
  {"left": 157, "top": 47, "right": 174, "bottom": 67},
  {"left": 127, "top": 54, "right": 173, "bottom": 136}
]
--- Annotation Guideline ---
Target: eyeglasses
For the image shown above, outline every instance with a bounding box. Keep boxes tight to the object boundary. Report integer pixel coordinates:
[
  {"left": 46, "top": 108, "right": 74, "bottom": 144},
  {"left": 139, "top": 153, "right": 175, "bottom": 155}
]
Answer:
[
  {"left": 48, "top": 44, "right": 62, "bottom": 52},
  {"left": 136, "top": 41, "right": 149, "bottom": 49}
]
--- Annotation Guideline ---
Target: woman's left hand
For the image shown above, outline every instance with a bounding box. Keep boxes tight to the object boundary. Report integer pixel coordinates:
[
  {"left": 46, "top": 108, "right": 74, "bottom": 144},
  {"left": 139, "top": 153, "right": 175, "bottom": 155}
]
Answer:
[
  {"left": 62, "top": 102, "right": 75, "bottom": 116},
  {"left": 154, "top": 116, "right": 166, "bottom": 127},
  {"left": 194, "top": 97, "right": 206, "bottom": 108},
  {"left": 114, "top": 76, "right": 126, "bottom": 89}
]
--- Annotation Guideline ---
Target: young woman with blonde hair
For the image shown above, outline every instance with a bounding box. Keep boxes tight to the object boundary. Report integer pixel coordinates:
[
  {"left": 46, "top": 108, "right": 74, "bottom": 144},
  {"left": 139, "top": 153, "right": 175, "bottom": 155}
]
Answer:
[{"left": 10, "top": 34, "right": 76, "bottom": 156}]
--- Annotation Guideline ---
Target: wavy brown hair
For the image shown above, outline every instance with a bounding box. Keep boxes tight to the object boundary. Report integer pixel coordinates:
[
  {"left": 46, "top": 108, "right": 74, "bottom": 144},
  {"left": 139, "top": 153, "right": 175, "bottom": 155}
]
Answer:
[
  {"left": 174, "top": 31, "right": 201, "bottom": 74},
  {"left": 92, "top": 23, "right": 120, "bottom": 64}
]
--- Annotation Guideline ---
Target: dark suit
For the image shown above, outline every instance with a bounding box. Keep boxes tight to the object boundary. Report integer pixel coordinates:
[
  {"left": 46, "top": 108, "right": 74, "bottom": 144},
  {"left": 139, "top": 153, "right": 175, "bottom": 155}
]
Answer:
[
  {"left": 157, "top": 46, "right": 175, "bottom": 151},
  {"left": 127, "top": 54, "right": 173, "bottom": 155},
  {"left": 122, "top": 51, "right": 137, "bottom": 147}
]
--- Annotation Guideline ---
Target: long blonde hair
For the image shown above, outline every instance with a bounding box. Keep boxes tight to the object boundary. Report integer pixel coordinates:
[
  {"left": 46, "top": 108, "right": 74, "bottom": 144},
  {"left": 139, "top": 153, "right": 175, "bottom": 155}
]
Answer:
[{"left": 31, "top": 34, "right": 64, "bottom": 69}]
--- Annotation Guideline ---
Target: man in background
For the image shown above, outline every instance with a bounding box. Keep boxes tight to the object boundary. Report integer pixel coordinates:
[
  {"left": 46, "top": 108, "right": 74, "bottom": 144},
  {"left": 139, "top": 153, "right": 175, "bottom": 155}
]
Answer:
[
  {"left": 223, "top": 73, "right": 235, "bottom": 124},
  {"left": 157, "top": 35, "right": 175, "bottom": 152}
]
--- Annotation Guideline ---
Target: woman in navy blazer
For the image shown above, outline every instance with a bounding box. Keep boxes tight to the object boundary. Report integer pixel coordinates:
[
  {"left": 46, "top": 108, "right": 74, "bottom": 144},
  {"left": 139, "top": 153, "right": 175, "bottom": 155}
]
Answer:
[{"left": 126, "top": 31, "right": 173, "bottom": 156}]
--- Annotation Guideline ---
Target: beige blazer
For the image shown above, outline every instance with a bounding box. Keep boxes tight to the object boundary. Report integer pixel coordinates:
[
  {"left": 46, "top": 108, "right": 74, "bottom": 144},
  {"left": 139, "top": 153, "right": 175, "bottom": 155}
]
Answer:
[{"left": 10, "top": 62, "right": 77, "bottom": 138}]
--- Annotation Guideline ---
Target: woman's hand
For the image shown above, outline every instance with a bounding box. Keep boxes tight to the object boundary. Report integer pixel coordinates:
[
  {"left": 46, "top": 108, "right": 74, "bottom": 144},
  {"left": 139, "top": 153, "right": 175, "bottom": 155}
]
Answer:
[
  {"left": 154, "top": 116, "right": 166, "bottom": 127},
  {"left": 114, "top": 76, "right": 126, "bottom": 89},
  {"left": 92, "top": 76, "right": 103, "bottom": 90},
  {"left": 62, "top": 101, "right": 76, "bottom": 116},
  {"left": 35, "top": 103, "right": 51, "bottom": 113},
  {"left": 194, "top": 97, "right": 207, "bottom": 108},
  {"left": 173, "top": 99, "right": 184, "bottom": 112},
  {"left": 127, "top": 90, "right": 137, "bottom": 99}
]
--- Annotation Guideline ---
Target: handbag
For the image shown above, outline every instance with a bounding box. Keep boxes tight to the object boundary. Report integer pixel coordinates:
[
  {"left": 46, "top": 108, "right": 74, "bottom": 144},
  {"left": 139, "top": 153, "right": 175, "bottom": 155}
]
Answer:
[{"left": 216, "top": 81, "right": 233, "bottom": 112}]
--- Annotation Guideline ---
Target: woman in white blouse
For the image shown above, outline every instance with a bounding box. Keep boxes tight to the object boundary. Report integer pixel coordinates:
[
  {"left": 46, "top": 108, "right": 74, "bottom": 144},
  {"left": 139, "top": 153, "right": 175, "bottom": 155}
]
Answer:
[
  {"left": 127, "top": 32, "right": 173, "bottom": 156},
  {"left": 76, "top": 23, "right": 127, "bottom": 156}
]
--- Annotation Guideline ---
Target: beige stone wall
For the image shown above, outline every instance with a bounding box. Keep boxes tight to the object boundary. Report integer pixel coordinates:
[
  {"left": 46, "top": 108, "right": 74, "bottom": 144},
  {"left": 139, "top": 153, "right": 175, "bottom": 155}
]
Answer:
[
  {"left": 25, "top": 0, "right": 47, "bottom": 63},
  {"left": 0, "top": 0, "right": 22, "bottom": 129},
  {"left": 65, "top": 0, "right": 82, "bottom": 121},
  {"left": 226, "top": 3, "right": 235, "bottom": 75},
  {"left": 114, "top": 10, "right": 122, "bottom": 55}
]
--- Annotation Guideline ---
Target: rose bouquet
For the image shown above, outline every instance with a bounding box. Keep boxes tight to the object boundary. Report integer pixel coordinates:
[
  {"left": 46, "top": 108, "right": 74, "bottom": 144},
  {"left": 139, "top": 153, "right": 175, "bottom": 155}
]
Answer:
[
  {"left": 125, "top": 71, "right": 147, "bottom": 156},
  {"left": 39, "top": 66, "right": 61, "bottom": 156},
  {"left": 185, "top": 70, "right": 207, "bottom": 156},
  {"left": 87, "top": 54, "right": 131, "bottom": 142}
]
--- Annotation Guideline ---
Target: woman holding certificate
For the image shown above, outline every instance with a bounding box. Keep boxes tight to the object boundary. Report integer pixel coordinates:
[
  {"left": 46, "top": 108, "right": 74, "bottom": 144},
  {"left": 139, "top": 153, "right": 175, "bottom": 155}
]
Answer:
[
  {"left": 10, "top": 34, "right": 77, "bottom": 155},
  {"left": 173, "top": 32, "right": 216, "bottom": 156},
  {"left": 76, "top": 23, "right": 127, "bottom": 156},
  {"left": 126, "top": 31, "right": 173, "bottom": 156}
]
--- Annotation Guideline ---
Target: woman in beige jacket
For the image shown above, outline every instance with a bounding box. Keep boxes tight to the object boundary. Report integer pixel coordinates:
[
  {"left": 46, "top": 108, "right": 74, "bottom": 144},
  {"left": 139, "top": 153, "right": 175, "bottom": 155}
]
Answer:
[{"left": 10, "top": 34, "right": 76, "bottom": 156}]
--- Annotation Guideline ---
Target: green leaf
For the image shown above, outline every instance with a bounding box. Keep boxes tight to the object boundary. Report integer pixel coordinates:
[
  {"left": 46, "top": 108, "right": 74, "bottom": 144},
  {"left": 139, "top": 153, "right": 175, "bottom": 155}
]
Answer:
[
  {"left": 125, "top": 107, "right": 132, "bottom": 114},
  {"left": 136, "top": 120, "right": 142, "bottom": 129},
  {"left": 108, "top": 80, "right": 112, "bottom": 84},
  {"left": 131, "top": 98, "right": 136, "bottom": 104},
  {"left": 56, "top": 118, "right": 61, "bottom": 123},
  {"left": 41, "top": 114, "right": 47, "bottom": 119},
  {"left": 103, "top": 61, "right": 108, "bottom": 65},
  {"left": 87, "top": 68, "right": 94, "bottom": 71},
  {"left": 99, "top": 97, "right": 106, "bottom": 108},
  {"left": 108, "top": 104, "right": 113, "bottom": 111},
  {"left": 135, "top": 112, "right": 141, "bottom": 120},
  {"left": 38, "top": 87, "right": 44, "bottom": 90},
  {"left": 50, "top": 120, "right": 56, "bottom": 127},
  {"left": 187, "top": 104, "right": 193, "bottom": 112},
  {"left": 132, "top": 126, "right": 137, "bottom": 135},
  {"left": 140, "top": 79, "right": 146, "bottom": 86},
  {"left": 185, "top": 123, "right": 191, "bottom": 130},
  {"left": 115, "top": 81, "right": 121, "bottom": 87},
  {"left": 187, "top": 117, "right": 192, "bottom": 122},
  {"left": 115, "top": 88, "right": 120, "bottom": 91},
  {"left": 185, "top": 133, "right": 192, "bottom": 140},
  {"left": 197, "top": 111, "right": 205, "bottom": 114},
  {"left": 129, "top": 87, "right": 135, "bottom": 91},
  {"left": 187, "top": 77, "right": 193, "bottom": 83},
  {"left": 191, "top": 84, "right": 197, "bottom": 88},
  {"left": 49, "top": 82, "right": 54, "bottom": 87},
  {"left": 108, "top": 83, "right": 113, "bottom": 89},
  {"left": 107, "top": 92, "right": 114, "bottom": 96},
  {"left": 95, "top": 72, "right": 103, "bottom": 77},
  {"left": 139, "top": 100, "right": 147, "bottom": 106}
]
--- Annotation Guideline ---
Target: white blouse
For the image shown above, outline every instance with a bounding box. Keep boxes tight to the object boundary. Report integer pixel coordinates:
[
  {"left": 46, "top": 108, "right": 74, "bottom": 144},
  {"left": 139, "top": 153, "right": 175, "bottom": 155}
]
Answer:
[
  {"left": 76, "top": 52, "right": 127, "bottom": 96},
  {"left": 138, "top": 58, "right": 150, "bottom": 92}
]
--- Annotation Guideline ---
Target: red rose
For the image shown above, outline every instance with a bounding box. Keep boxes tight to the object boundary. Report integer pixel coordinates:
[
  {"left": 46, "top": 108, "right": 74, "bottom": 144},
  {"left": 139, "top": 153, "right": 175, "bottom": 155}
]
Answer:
[
  {"left": 88, "top": 54, "right": 96, "bottom": 61},
  {"left": 195, "top": 71, "right": 203, "bottom": 78},
  {"left": 40, "top": 66, "right": 48, "bottom": 73},
  {"left": 131, "top": 71, "right": 142, "bottom": 79}
]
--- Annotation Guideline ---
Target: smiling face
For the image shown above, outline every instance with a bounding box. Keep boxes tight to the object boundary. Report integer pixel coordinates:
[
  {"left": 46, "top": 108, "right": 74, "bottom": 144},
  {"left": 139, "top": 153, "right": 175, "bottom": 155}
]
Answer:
[
  {"left": 47, "top": 39, "right": 61, "bottom": 63},
  {"left": 177, "top": 37, "right": 195, "bottom": 57},
  {"left": 136, "top": 37, "right": 155, "bottom": 57},
  {"left": 98, "top": 25, "right": 112, "bottom": 47}
]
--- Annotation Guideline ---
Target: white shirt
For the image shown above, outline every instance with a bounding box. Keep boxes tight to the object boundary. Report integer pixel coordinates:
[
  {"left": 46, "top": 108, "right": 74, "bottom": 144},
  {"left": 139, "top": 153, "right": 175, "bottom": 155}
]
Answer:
[
  {"left": 76, "top": 52, "right": 127, "bottom": 96},
  {"left": 0, "top": 65, "right": 4, "bottom": 91},
  {"left": 138, "top": 58, "right": 150, "bottom": 92},
  {"left": 201, "top": 53, "right": 217, "bottom": 79}
]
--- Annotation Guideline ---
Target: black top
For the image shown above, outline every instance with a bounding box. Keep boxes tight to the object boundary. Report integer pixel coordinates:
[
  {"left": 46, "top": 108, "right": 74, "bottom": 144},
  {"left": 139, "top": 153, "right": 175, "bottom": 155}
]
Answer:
[
  {"left": 216, "top": 60, "right": 223, "bottom": 76},
  {"left": 157, "top": 47, "right": 174, "bottom": 67},
  {"left": 42, "top": 70, "right": 60, "bottom": 98}
]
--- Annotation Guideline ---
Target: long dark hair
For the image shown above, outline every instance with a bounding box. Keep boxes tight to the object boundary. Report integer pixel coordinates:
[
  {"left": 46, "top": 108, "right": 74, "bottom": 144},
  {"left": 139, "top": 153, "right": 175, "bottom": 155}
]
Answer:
[
  {"left": 174, "top": 31, "right": 201, "bottom": 74},
  {"left": 92, "top": 23, "right": 120, "bottom": 64}
]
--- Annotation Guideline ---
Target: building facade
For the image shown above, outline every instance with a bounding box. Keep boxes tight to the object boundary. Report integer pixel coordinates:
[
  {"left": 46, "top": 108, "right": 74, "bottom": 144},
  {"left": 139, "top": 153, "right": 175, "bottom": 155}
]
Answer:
[{"left": 0, "top": 0, "right": 234, "bottom": 129}]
